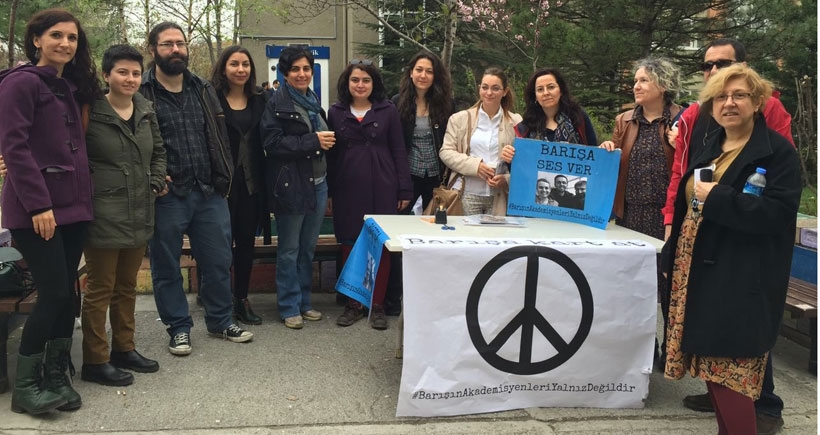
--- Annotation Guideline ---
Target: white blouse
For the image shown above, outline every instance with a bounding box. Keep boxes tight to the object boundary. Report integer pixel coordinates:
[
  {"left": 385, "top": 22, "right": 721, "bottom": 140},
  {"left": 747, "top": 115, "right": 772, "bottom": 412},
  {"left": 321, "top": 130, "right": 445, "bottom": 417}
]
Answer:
[{"left": 465, "top": 105, "right": 501, "bottom": 196}]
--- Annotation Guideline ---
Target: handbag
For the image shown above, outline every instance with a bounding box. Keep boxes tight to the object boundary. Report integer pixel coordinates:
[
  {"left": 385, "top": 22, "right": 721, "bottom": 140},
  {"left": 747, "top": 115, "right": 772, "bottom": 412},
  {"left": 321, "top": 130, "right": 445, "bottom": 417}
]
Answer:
[
  {"left": 0, "top": 247, "right": 30, "bottom": 297},
  {"left": 423, "top": 169, "right": 465, "bottom": 216},
  {"left": 422, "top": 109, "right": 474, "bottom": 217}
]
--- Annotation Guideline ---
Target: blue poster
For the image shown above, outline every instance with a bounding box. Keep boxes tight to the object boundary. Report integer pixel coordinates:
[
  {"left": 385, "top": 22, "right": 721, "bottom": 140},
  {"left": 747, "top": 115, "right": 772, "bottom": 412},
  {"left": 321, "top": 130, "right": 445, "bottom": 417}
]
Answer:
[
  {"left": 506, "top": 138, "right": 620, "bottom": 229},
  {"left": 335, "top": 218, "right": 390, "bottom": 307}
]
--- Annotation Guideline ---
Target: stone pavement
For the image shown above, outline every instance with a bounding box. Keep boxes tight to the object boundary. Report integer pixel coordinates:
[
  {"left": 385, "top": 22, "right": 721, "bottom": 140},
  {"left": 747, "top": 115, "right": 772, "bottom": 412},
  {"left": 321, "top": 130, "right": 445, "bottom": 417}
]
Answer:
[{"left": 0, "top": 293, "right": 816, "bottom": 434}]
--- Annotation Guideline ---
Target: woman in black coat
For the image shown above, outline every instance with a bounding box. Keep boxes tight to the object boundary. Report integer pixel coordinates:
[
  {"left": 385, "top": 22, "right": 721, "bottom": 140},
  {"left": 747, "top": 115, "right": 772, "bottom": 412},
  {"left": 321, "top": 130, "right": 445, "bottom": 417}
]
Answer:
[
  {"left": 663, "top": 64, "right": 801, "bottom": 434},
  {"left": 210, "top": 46, "right": 270, "bottom": 325}
]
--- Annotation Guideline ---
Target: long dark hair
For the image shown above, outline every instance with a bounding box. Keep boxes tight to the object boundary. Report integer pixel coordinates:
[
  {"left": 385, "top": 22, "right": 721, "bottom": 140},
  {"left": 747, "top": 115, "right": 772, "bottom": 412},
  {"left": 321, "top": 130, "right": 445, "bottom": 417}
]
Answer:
[
  {"left": 521, "top": 68, "right": 586, "bottom": 144},
  {"left": 336, "top": 62, "right": 386, "bottom": 104},
  {"left": 396, "top": 51, "right": 453, "bottom": 129},
  {"left": 25, "top": 8, "right": 100, "bottom": 105},
  {"left": 211, "top": 45, "right": 258, "bottom": 98}
]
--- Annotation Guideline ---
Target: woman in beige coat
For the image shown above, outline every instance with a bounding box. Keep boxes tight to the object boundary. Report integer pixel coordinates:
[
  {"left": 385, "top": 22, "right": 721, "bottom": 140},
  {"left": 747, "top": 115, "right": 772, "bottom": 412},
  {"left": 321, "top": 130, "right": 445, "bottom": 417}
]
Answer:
[{"left": 439, "top": 67, "right": 522, "bottom": 216}]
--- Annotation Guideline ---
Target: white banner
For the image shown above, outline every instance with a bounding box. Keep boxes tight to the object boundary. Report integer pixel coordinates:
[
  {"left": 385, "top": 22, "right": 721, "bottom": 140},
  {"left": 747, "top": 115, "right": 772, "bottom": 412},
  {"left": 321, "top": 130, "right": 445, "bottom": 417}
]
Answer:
[{"left": 397, "top": 236, "right": 657, "bottom": 417}]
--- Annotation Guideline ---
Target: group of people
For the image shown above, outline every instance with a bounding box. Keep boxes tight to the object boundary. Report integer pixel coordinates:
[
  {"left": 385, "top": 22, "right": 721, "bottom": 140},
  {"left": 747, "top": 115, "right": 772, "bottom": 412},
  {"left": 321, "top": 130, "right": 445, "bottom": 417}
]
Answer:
[{"left": 0, "top": 8, "right": 801, "bottom": 435}]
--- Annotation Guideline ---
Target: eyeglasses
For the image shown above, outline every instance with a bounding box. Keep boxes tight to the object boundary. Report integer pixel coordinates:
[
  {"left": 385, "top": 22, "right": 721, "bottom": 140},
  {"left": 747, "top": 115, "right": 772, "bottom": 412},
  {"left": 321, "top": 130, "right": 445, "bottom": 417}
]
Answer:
[
  {"left": 349, "top": 59, "right": 373, "bottom": 66},
  {"left": 700, "top": 59, "right": 734, "bottom": 72},
  {"left": 714, "top": 92, "right": 753, "bottom": 103},
  {"left": 480, "top": 85, "right": 504, "bottom": 93},
  {"left": 157, "top": 41, "right": 187, "bottom": 50}
]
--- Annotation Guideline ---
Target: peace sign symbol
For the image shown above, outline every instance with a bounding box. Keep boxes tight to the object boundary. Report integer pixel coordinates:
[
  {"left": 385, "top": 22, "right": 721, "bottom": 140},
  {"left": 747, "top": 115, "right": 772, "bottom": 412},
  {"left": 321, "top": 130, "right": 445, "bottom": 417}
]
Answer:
[{"left": 466, "top": 246, "right": 593, "bottom": 375}]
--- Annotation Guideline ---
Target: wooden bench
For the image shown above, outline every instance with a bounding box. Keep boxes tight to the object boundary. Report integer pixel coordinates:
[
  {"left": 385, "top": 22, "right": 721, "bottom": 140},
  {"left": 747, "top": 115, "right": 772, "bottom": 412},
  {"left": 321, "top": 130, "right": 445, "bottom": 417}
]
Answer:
[
  {"left": 181, "top": 235, "right": 342, "bottom": 291},
  {"left": 784, "top": 277, "right": 817, "bottom": 373},
  {"left": 0, "top": 289, "right": 38, "bottom": 393}
]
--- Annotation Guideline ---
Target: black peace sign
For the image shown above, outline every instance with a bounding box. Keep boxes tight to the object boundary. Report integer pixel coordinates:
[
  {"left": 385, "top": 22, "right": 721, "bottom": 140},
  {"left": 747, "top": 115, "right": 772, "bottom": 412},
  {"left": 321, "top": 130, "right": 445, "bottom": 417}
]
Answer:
[{"left": 466, "top": 246, "right": 593, "bottom": 375}]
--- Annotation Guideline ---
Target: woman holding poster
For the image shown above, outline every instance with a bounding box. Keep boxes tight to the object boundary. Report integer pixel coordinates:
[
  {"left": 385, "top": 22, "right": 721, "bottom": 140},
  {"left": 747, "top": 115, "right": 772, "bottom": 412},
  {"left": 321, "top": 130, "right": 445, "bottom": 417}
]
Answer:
[
  {"left": 598, "top": 57, "right": 682, "bottom": 239},
  {"left": 512, "top": 68, "right": 597, "bottom": 146},
  {"left": 439, "top": 67, "right": 521, "bottom": 216},
  {"left": 663, "top": 64, "right": 800, "bottom": 434}
]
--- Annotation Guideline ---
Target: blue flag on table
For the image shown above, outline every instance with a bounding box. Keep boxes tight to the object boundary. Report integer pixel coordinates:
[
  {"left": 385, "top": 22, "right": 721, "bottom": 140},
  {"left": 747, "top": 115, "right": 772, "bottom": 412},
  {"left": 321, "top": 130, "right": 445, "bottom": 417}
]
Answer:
[
  {"left": 335, "top": 218, "right": 390, "bottom": 308},
  {"left": 506, "top": 138, "right": 621, "bottom": 229}
]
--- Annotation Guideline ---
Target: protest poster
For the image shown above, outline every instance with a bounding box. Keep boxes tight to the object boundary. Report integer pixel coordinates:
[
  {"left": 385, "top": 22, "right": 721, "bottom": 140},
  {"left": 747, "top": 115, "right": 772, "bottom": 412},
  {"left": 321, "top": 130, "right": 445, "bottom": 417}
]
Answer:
[
  {"left": 397, "top": 235, "right": 657, "bottom": 417},
  {"left": 506, "top": 138, "right": 620, "bottom": 229},
  {"left": 335, "top": 218, "right": 389, "bottom": 307}
]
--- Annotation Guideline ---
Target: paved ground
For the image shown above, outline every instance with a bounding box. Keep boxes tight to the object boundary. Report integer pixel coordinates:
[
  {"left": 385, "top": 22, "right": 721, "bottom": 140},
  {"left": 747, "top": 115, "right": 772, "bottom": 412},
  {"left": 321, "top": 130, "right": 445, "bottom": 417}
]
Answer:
[{"left": 0, "top": 293, "right": 816, "bottom": 434}]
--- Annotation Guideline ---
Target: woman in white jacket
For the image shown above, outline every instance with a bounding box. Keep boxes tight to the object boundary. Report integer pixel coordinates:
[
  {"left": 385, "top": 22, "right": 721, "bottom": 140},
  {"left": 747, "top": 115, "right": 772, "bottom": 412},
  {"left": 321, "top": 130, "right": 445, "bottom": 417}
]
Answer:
[{"left": 439, "top": 67, "right": 522, "bottom": 216}]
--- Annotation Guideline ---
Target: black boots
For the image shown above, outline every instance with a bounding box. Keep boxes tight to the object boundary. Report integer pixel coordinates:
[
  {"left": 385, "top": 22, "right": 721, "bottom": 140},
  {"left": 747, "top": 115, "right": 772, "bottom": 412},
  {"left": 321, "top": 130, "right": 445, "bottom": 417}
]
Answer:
[
  {"left": 44, "top": 338, "right": 82, "bottom": 411},
  {"left": 233, "top": 297, "right": 262, "bottom": 325},
  {"left": 11, "top": 353, "right": 67, "bottom": 414}
]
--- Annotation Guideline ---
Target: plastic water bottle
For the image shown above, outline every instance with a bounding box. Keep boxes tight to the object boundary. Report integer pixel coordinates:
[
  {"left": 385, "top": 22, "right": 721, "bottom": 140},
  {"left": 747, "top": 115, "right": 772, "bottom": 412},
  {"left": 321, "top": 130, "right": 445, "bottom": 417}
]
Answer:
[{"left": 742, "top": 167, "right": 767, "bottom": 196}]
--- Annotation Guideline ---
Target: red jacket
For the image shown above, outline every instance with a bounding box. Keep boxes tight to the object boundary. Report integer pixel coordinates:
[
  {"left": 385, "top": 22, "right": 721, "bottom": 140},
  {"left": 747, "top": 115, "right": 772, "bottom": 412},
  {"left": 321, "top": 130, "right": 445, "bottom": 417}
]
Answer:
[{"left": 661, "top": 91, "right": 794, "bottom": 225}]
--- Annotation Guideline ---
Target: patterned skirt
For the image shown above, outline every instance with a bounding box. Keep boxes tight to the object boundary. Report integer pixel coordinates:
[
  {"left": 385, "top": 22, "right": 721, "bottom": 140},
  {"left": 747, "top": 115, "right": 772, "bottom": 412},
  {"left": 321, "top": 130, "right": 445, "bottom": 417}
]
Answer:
[{"left": 663, "top": 211, "right": 767, "bottom": 399}]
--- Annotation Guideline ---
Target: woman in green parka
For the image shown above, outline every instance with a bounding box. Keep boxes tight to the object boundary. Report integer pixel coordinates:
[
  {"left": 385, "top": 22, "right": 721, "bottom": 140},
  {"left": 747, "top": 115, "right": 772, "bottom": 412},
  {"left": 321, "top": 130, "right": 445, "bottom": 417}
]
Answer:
[{"left": 80, "top": 45, "right": 167, "bottom": 387}]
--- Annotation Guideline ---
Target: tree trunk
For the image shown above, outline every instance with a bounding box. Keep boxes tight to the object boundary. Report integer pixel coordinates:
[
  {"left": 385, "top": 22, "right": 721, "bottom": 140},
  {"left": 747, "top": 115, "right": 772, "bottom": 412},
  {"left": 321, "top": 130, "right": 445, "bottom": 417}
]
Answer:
[
  {"left": 117, "top": 0, "right": 128, "bottom": 43},
  {"left": 7, "top": 0, "right": 20, "bottom": 68},
  {"left": 440, "top": 0, "right": 458, "bottom": 71}
]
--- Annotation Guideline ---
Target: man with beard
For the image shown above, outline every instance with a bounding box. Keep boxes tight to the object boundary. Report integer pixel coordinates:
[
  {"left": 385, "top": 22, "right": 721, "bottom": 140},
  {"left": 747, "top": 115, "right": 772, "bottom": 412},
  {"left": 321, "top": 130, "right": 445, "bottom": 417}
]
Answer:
[
  {"left": 550, "top": 174, "right": 575, "bottom": 207},
  {"left": 140, "top": 22, "right": 253, "bottom": 356},
  {"left": 568, "top": 179, "right": 586, "bottom": 210}
]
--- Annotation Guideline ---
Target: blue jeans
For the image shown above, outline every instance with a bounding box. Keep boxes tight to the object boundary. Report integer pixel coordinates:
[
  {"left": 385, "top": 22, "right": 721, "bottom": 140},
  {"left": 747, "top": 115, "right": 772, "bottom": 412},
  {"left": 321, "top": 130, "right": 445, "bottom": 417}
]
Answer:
[
  {"left": 275, "top": 180, "right": 327, "bottom": 319},
  {"left": 149, "top": 187, "right": 233, "bottom": 335},
  {"left": 755, "top": 354, "right": 783, "bottom": 417}
]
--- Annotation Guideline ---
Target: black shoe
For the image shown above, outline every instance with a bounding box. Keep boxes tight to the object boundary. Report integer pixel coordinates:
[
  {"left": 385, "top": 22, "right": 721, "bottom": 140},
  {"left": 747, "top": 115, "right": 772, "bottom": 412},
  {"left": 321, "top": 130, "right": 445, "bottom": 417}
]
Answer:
[
  {"left": 110, "top": 350, "right": 159, "bottom": 373},
  {"left": 756, "top": 413, "right": 784, "bottom": 435},
  {"left": 370, "top": 304, "right": 388, "bottom": 330},
  {"left": 682, "top": 393, "right": 714, "bottom": 412},
  {"left": 169, "top": 332, "right": 192, "bottom": 356},
  {"left": 233, "top": 297, "right": 262, "bottom": 325},
  {"left": 81, "top": 363, "right": 134, "bottom": 387}
]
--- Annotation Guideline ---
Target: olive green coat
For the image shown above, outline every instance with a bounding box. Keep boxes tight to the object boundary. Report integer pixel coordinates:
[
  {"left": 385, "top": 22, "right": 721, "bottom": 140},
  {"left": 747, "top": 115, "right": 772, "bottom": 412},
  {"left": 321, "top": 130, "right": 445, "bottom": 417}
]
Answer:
[{"left": 84, "top": 93, "right": 166, "bottom": 248}]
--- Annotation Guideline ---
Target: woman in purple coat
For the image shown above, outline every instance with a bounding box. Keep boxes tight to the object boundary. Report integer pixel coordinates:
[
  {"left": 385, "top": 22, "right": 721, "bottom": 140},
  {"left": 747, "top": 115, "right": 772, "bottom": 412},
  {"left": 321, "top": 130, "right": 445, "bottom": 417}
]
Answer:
[
  {"left": 0, "top": 9, "right": 101, "bottom": 414},
  {"left": 327, "top": 61, "right": 412, "bottom": 330}
]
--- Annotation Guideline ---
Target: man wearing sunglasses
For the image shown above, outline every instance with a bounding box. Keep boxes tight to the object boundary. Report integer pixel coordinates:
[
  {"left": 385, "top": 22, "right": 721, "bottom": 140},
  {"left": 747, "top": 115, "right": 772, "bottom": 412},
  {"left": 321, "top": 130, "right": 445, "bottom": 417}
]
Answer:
[{"left": 661, "top": 38, "right": 793, "bottom": 435}]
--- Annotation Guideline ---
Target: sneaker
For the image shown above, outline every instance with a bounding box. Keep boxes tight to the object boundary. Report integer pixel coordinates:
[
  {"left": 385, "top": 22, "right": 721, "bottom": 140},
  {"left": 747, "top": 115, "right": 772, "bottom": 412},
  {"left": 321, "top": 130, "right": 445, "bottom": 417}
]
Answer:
[
  {"left": 682, "top": 393, "right": 714, "bottom": 412},
  {"left": 756, "top": 413, "right": 784, "bottom": 435},
  {"left": 370, "top": 304, "right": 388, "bottom": 330},
  {"left": 301, "top": 309, "right": 323, "bottom": 321},
  {"left": 210, "top": 324, "right": 253, "bottom": 343},
  {"left": 284, "top": 315, "right": 304, "bottom": 329},
  {"left": 337, "top": 302, "right": 364, "bottom": 327},
  {"left": 169, "top": 332, "right": 192, "bottom": 356}
]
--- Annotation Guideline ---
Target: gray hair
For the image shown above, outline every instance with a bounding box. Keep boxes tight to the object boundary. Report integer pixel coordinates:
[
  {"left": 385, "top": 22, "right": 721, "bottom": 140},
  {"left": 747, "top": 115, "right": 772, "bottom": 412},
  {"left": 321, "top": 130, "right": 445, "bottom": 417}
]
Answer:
[{"left": 634, "top": 57, "right": 681, "bottom": 105}]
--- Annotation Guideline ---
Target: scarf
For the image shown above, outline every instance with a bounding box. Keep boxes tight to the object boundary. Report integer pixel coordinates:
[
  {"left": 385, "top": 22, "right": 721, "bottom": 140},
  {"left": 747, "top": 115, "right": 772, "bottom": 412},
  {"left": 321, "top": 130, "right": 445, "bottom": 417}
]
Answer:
[
  {"left": 552, "top": 111, "right": 582, "bottom": 144},
  {"left": 285, "top": 81, "right": 324, "bottom": 132}
]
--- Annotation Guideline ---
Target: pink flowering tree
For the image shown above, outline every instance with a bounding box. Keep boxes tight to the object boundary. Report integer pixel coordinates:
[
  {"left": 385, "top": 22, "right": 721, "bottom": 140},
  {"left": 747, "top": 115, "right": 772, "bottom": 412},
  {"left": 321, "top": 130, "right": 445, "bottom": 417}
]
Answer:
[{"left": 458, "top": 0, "right": 558, "bottom": 71}]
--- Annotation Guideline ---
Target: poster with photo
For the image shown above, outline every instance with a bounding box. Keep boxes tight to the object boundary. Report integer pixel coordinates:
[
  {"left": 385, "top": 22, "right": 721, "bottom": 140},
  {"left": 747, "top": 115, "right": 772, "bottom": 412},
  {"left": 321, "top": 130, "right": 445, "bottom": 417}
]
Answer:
[{"left": 507, "top": 138, "right": 620, "bottom": 229}]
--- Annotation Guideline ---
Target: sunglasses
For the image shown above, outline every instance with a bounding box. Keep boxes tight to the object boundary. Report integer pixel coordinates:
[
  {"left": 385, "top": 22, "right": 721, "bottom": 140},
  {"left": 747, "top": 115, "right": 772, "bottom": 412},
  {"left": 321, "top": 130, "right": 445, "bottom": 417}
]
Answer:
[
  {"left": 349, "top": 59, "right": 373, "bottom": 66},
  {"left": 700, "top": 59, "right": 735, "bottom": 72}
]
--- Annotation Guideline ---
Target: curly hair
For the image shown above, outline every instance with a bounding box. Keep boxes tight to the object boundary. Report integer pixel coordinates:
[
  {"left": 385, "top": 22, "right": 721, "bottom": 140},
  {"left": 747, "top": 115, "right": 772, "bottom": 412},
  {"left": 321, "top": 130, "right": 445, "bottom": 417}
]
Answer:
[
  {"left": 634, "top": 56, "right": 681, "bottom": 106},
  {"left": 336, "top": 62, "right": 386, "bottom": 105},
  {"left": 210, "top": 45, "right": 258, "bottom": 98},
  {"left": 396, "top": 51, "right": 453, "bottom": 131},
  {"left": 520, "top": 68, "right": 587, "bottom": 143},
  {"left": 25, "top": 8, "right": 100, "bottom": 105}
]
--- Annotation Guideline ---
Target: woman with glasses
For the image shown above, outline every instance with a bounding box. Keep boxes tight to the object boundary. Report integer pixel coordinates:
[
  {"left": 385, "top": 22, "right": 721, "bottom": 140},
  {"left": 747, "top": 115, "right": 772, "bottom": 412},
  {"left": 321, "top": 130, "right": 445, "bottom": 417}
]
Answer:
[
  {"left": 663, "top": 64, "right": 800, "bottom": 434},
  {"left": 0, "top": 9, "right": 101, "bottom": 414},
  {"left": 260, "top": 46, "right": 333, "bottom": 330},
  {"left": 327, "top": 60, "right": 412, "bottom": 329},
  {"left": 439, "top": 67, "right": 521, "bottom": 216}
]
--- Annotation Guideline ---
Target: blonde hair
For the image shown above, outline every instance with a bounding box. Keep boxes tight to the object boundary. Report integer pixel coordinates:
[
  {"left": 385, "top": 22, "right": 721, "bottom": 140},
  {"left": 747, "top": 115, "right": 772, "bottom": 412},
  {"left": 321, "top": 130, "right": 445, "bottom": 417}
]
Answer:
[{"left": 699, "top": 64, "right": 773, "bottom": 113}]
